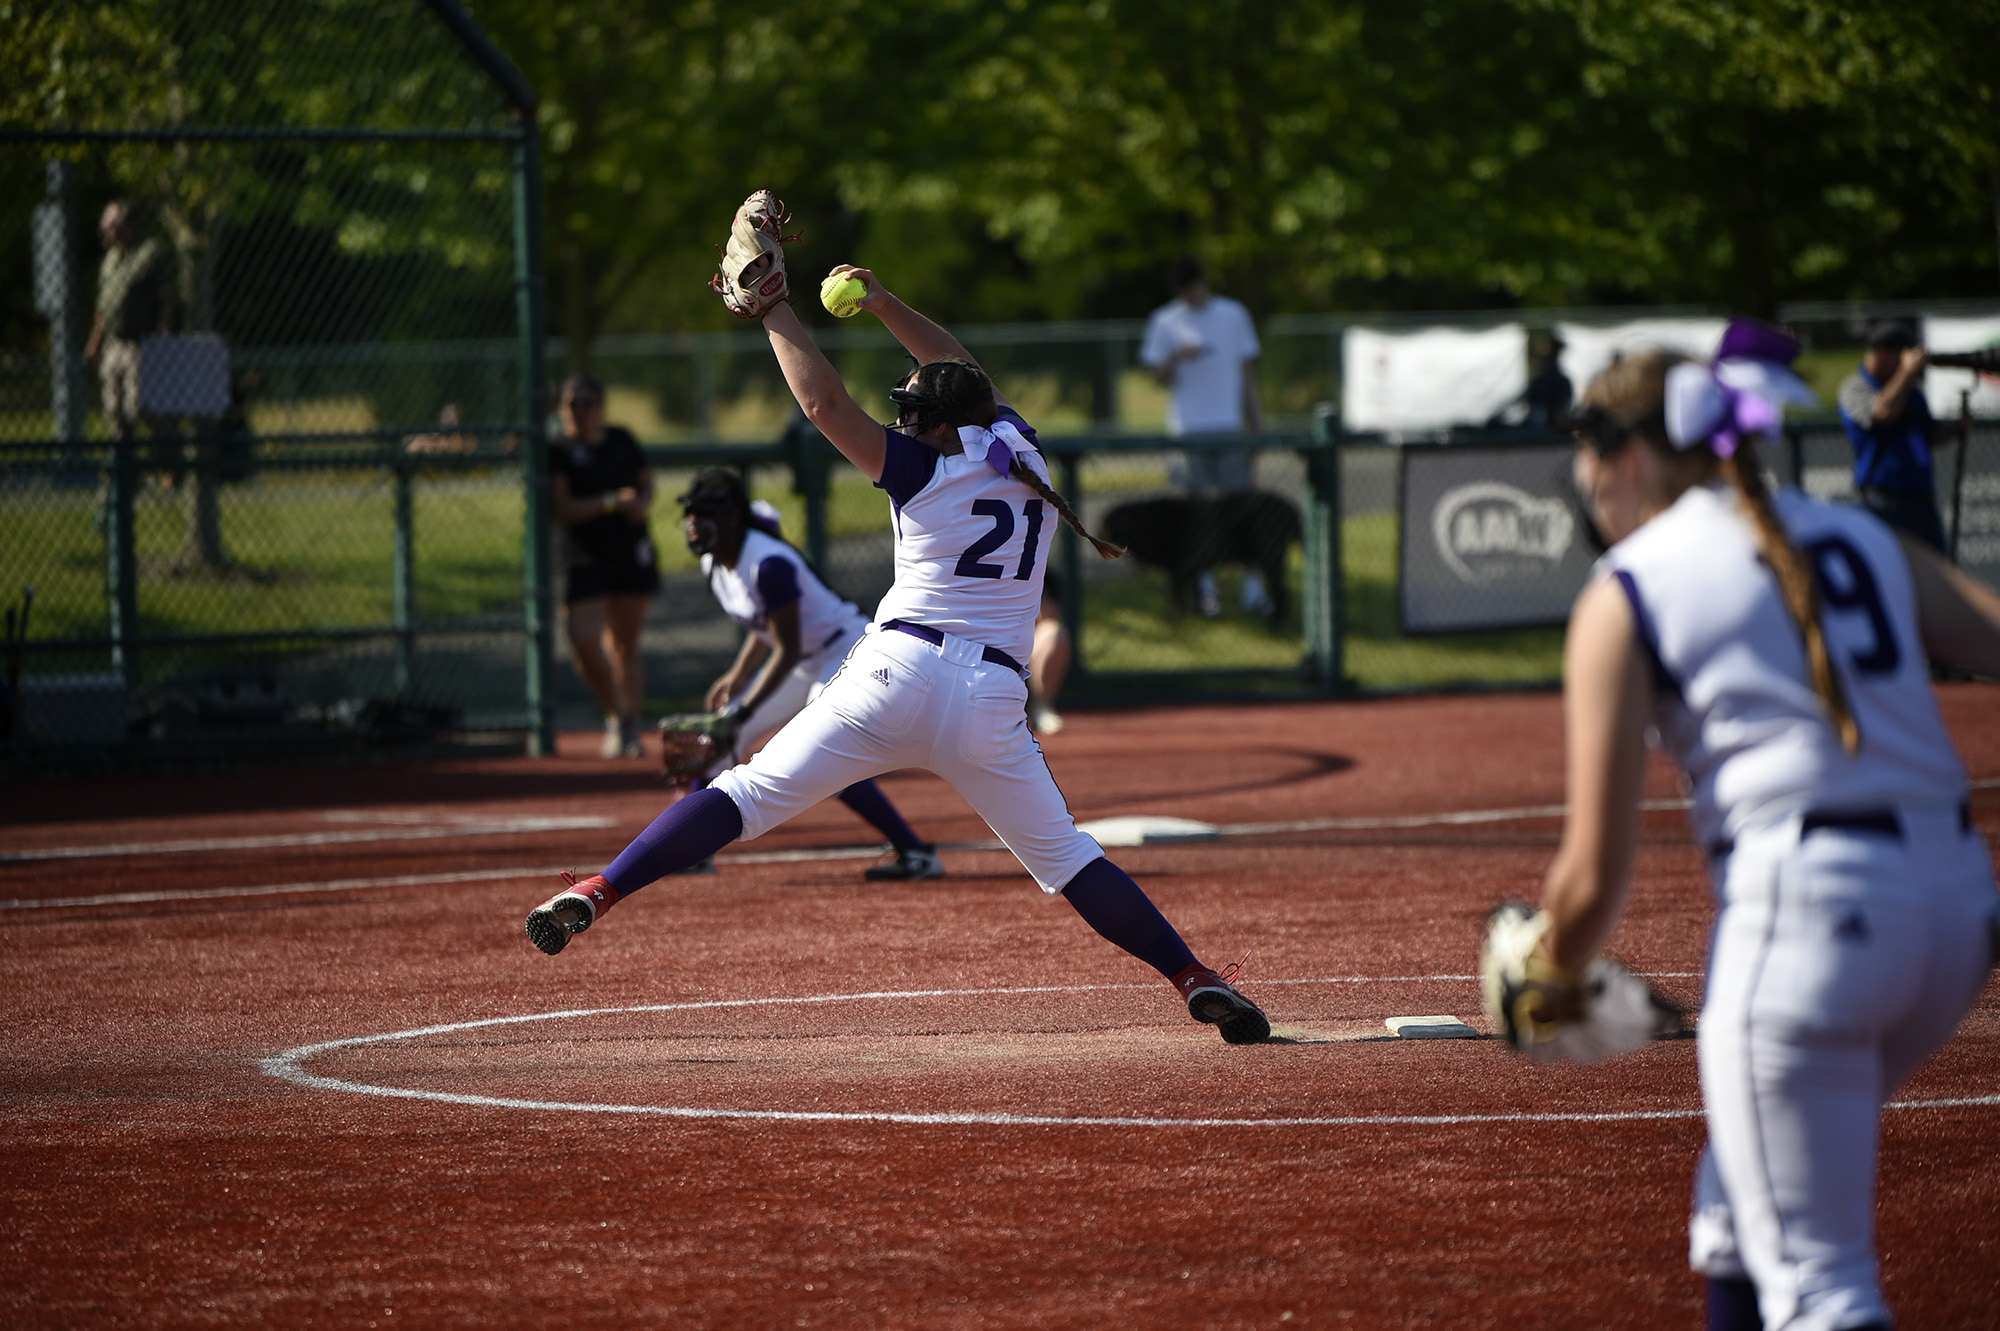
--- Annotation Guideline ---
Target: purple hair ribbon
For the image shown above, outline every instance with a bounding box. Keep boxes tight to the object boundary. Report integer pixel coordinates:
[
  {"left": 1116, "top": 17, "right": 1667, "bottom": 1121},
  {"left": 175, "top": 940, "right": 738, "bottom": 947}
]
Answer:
[
  {"left": 957, "top": 419, "right": 1048, "bottom": 483},
  {"left": 1664, "top": 363, "right": 1784, "bottom": 459}
]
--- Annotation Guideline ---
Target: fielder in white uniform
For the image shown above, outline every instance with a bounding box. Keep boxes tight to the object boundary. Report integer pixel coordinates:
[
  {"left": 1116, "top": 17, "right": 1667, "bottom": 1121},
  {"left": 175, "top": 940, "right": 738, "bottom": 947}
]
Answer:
[
  {"left": 526, "top": 236, "right": 1269, "bottom": 1045},
  {"left": 676, "top": 467, "right": 941, "bottom": 881},
  {"left": 1534, "top": 332, "right": 2000, "bottom": 1331}
]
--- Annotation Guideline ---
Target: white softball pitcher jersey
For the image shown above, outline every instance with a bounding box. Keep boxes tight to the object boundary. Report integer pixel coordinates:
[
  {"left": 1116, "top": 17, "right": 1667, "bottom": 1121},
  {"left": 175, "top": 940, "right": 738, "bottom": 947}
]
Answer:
[
  {"left": 870, "top": 406, "right": 1055, "bottom": 666},
  {"left": 703, "top": 527, "right": 865, "bottom": 653},
  {"left": 1597, "top": 481, "right": 1967, "bottom": 851}
]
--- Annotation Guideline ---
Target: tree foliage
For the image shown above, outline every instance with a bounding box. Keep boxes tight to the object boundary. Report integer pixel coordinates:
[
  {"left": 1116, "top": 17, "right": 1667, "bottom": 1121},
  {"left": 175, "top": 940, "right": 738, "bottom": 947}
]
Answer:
[
  {"left": 6, "top": 0, "right": 1995, "bottom": 361},
  {"left": 461, "top": 0, "right": 1995, "bottom": 343}
]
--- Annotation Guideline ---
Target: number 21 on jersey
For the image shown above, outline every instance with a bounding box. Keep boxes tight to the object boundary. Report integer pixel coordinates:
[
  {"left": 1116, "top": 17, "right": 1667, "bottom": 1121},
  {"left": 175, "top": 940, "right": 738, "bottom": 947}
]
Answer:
[{"left": 956, "top": 499, "right": 1046, "bottom": 580}]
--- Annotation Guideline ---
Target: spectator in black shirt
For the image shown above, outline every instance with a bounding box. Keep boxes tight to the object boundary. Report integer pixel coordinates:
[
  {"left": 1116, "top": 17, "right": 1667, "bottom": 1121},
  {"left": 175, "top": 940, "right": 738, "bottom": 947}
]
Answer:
[
  {"left": 549, "top": 373, "right": 659, "bottom": 757},
  {"left": 1523, "top": 333, "right": 1573, "bottom": 431}
]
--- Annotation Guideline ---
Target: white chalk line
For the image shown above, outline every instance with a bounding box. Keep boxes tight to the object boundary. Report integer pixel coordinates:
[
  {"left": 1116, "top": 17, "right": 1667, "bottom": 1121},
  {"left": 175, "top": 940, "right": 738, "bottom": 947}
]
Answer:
[
  {"left": 258, "top": 986, "right": 1997, "bottom": 1130},
  {"left": 0, "top": 812, "right": 616, "bottom": 864},
  {"left": 13, "top": 780, "right": 1998, "bottom": 912},
  {"left": 0, "top": 800, "right": 1610, "bottom": 912}
]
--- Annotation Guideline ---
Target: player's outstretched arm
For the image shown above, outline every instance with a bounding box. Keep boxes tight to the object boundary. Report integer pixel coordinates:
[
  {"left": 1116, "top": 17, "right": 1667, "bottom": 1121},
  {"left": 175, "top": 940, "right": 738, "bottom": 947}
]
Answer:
[
  {"left": 707, "top": 634, "right": 771, "bottom": 712},
  {"left": 832, "top": 265, "right": 1012, "bottom": 411},
  {"left": 760, "top": 301, "right": 888, "bottom": 481},
  {"left": 1901, "top": 533, "right": 2000, "bottom": 679},
  {"left": 728, "top": 601, "right": 804, "bottom": 722},
  {"left": 1539, "top": 575, "right": 1653, "bottom": 972}
]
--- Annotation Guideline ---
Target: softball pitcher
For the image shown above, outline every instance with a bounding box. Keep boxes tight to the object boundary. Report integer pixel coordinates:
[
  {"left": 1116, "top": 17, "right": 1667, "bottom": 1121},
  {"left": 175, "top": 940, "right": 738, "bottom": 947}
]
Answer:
[
  {"left": 677, "top": 466, "right": 941, "bottom": 881},
  {"left": 525, "top": 193, "right": 1269, "bottom": 1045},
  {"left": 1515, "top": 332, "right": 2000, "bottom": 1330}
]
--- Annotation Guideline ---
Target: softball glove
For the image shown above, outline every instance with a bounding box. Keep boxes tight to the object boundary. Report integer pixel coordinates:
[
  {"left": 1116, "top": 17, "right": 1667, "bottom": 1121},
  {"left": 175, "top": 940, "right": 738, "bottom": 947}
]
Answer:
[
  {"left": 1480, "top": 901, "right": 1684, "bottom": 1062},
  {"left": 710, "top": 190, "right": 797, "bottom": 319},
  {"left": 657, "top": 710, "right": 741, "bottom": 779}
]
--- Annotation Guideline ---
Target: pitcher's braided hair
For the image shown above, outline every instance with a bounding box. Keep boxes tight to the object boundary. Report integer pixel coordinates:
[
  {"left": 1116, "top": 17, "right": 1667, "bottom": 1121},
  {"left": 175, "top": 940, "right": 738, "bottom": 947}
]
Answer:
[
  {"left": 1580, "top": 353, "right": 1859, "bottom": 753},
  {"left": 897, "top": 360, "right": 1124, "bottom": 560}
]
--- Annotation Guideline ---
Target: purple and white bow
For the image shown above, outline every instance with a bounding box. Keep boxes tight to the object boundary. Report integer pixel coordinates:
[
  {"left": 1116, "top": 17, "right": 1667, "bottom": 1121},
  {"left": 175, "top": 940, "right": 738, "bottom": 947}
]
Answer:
[
  {"left": 1665, "top": 317, "right": 1820, "bottom": 457},
  {"left": 1663, "top": 365, "right": 1781, "bottom": 458},
  {"left": 958, "top": 419, "right": 1050, "bottom": 484}
]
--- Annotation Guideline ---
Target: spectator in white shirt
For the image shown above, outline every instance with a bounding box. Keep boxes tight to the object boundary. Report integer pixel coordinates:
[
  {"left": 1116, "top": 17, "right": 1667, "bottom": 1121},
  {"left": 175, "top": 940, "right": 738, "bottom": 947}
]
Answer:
[{"left": 1139, "top": 257, "right": 1267, "bottom": 616}]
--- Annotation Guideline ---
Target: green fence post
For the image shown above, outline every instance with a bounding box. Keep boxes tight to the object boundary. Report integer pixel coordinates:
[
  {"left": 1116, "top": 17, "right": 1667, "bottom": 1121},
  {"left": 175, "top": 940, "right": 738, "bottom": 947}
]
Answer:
[
  {"left": 1305, "top": 404, "right": 1344, "bottom": 694},
  {"left": 514, "top": 123, "right": 554, "bottom": 755},
  {"left": 1057, "top": 450, "right": 1084, "bottom": 677},
  {"left": 106, "top": 439, "right": 140, "bottom": 691},
  {"left": 1100, "top": 340, "right": 1123, "bottom": 428},
  {"left": 393, "top": 458, "right": 416, "bottom": 698},
  {"left": 795, "top": 430, "right": 828, "bottom": 570}
]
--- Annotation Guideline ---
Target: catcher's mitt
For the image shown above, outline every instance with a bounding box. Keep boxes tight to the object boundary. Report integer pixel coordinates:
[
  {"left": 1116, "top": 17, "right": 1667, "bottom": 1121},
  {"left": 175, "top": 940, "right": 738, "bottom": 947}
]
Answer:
[
  {"left": 709, "top": 190, "right": 799, "bottom": 319},
  {"left": 657, "top": 710, "right": 741, "bottom": 779},
  {"left": 1480, "top": 901, "right": 1685, "bottom": 1062}
]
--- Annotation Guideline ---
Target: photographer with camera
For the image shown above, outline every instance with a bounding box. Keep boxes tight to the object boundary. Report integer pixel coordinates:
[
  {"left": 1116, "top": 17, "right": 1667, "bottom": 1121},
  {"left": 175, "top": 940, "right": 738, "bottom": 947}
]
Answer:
[{"left": 1837, "top": 320, "right": 1952, "bottom": 550}]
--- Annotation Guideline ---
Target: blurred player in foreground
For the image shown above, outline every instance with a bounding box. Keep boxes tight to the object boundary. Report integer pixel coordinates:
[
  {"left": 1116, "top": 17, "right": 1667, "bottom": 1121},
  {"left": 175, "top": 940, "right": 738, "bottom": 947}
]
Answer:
[
  {"left": 526, "top": 192, "right": 1268, "bottom": 1045},
  {"left": 1500, "top": 325, "right": 2000, "bottom": 1330},
  {"left": 677, "top": 467, "right": 942, "bottom": 880}
]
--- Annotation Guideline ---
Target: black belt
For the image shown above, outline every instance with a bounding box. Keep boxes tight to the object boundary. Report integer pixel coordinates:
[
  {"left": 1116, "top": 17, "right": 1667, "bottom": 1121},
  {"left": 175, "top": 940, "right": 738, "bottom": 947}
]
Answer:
[
  {"left": 1708, "top": 801, "right": 1972, "bottom": 861},
  {"left": 881, "top": 619, "right": 1025, "bottom": 675}
]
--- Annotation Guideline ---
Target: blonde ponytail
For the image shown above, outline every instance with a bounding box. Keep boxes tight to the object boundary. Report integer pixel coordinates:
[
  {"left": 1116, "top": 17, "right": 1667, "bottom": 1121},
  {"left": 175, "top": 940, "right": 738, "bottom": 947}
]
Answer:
[
  {"left": 1583, "top": 350, "right": 1860, "bottom": 754},
  {"left": 1719, "top": 439, "right": 1860, "bottom": 754}
]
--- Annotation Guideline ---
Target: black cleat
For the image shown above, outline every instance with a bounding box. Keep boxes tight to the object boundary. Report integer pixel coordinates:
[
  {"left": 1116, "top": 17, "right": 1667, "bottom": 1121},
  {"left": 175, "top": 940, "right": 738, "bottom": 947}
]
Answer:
[{"left": 864, "top": 844, "right": 945, "bottom": 882}]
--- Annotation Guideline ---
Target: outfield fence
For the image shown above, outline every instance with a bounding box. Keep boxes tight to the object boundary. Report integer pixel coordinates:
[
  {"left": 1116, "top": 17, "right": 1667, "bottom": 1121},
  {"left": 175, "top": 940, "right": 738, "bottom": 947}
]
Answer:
[
  {"left": 2, "top": 0, "right": 557, "bottom": 768},
  {"left": 5, "top": 0, "right": 1995, "bottom": 770},
  {"left": 10, "top": 406, "right": 1991, "bottom": 771}
]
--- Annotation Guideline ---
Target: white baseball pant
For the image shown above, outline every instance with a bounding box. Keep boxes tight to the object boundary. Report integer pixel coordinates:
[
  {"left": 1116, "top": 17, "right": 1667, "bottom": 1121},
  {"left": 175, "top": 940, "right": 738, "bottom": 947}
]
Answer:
[
  {"left": 711, "top": 625, "right": 1104, "bottom": 892},
  {"left": 1688, "top": 801, "right": 1997, "bottom": 1331}
]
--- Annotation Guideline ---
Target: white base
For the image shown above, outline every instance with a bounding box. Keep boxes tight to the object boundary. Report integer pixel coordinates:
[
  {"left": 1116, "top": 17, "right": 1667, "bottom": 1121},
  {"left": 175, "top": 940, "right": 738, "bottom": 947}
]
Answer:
[
  {"left": 1076, "top": 815, "right": 1221, "bottom": 847},
  {"left": 1386, "top": 1015, "right": 1478, "bottom": 1039}
]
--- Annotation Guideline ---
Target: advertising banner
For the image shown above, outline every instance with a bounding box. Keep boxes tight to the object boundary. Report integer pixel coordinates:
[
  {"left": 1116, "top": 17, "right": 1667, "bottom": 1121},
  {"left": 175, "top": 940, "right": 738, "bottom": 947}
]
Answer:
[{"left": 1400, "top": 443, "right": 1596, "bottom": 632}]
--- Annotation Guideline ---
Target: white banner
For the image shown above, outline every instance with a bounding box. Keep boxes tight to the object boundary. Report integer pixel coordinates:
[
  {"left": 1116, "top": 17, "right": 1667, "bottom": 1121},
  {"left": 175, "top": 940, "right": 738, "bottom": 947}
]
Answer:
[
  {"left": 1922, "top": 315, "right": 2000, "bottom": 420},
  {"left": 1341, "top": 324, "right": 1526, "bottom": 432},
  {"left": 1554, "top": 318, "right": 1728, "bottom": 400}
]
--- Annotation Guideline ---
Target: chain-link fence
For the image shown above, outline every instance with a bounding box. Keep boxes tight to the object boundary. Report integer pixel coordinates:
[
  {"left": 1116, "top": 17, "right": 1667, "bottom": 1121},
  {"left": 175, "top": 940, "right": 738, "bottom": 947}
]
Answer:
[
  {"left": 2, "top": 0, "right": 551, "bottom": 767},
  {"left": 624, "top": 431, "right": 1341, "bottom": 713},
  {"left": 1333, "top": 417, "right": 2000, "bottom": 697},
  {"left": 6, "top": 8, "right": 1994, "bottom": 773}
]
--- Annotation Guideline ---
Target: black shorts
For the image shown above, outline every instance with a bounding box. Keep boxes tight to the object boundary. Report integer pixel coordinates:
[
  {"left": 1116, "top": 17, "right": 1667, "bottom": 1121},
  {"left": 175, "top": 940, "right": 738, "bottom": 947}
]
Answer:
[{"left": 564, "top": 559, "right": 661, "bottom": 605}]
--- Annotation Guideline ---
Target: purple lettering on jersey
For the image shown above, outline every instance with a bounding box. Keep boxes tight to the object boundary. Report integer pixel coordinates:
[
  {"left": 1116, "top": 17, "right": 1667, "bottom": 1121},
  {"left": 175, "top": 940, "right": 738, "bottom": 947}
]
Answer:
[{"left": 754, "top": 554, "right": 801, "bottom": 612}]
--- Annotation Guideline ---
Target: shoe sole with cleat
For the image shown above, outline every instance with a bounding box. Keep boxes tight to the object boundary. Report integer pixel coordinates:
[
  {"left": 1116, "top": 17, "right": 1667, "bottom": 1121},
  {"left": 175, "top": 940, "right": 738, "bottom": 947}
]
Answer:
[
  {"left": 525, "top": 896, "right": 593, "bottom": 956},
  {"left": 1187, "top": 986, "right": 1272, "bottom": 1044}
]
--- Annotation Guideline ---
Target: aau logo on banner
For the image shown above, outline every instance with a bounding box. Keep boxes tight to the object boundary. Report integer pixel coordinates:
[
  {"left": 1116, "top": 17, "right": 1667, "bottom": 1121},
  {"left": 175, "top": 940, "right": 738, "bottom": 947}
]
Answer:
[{"left": 1431, "top": 482, "right": 1575, "bottom": 584}]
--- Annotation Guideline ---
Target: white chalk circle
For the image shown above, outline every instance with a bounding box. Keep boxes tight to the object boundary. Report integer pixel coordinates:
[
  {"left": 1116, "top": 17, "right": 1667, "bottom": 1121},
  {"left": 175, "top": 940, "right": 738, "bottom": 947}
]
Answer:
[{"left": 259, "top": 984, "right": 2000, "bottom": 1129}]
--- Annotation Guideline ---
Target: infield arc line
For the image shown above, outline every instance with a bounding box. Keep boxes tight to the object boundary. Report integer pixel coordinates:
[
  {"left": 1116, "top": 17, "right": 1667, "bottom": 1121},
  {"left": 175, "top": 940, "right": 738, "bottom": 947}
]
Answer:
[
  {"left": 14, "top": 781, "right": 1994, "bottom": 910},
  {"left": 259, "top": 987, "right": 1998, "bottom": 1129}
]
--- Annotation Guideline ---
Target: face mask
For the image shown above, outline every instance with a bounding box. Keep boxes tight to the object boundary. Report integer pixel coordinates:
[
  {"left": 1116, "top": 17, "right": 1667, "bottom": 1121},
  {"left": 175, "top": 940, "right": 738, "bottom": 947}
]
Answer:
[{"left": 683, "top": 510, "right": 723, "bottom": 557}]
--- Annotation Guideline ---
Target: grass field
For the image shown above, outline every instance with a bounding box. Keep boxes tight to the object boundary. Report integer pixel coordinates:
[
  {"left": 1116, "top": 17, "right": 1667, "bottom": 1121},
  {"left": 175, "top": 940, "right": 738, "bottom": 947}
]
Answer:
[{"left": 0, "top": 469, "right": 1562, "bottom": 691}]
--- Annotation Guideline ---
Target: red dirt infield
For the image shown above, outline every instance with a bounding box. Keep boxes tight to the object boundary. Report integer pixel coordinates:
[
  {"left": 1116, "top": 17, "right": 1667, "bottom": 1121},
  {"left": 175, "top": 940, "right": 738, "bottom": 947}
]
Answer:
[{"left": 4, "top": 686, "right": 1997, "bottom": 1328}]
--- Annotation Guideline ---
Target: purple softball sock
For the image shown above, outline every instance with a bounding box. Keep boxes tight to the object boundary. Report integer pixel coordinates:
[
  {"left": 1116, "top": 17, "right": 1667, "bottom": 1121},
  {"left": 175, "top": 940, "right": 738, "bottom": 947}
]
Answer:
[
  {"left": 602, "top": 787, "right": 743, "bottom": 897},
  {"left": 1060, "top": 857, "right": 1198, "bottom": 980}
]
